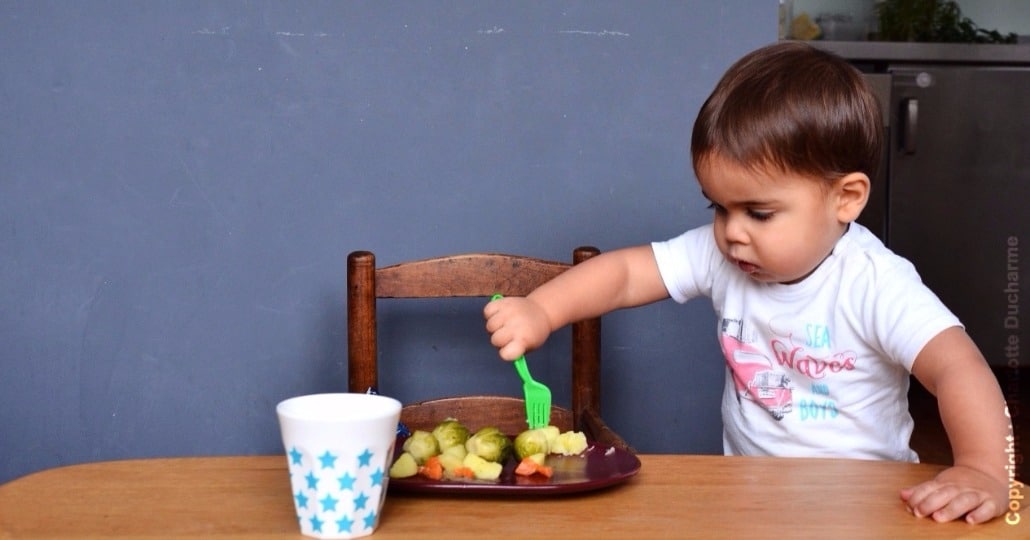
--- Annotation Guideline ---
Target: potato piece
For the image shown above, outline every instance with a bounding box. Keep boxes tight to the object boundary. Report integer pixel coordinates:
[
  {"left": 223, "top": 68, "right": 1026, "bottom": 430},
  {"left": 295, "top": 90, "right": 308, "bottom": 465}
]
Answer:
[
  {"left": 388, "top": 452, "right": 419, "bottom": 478},
  {"left": 438, "top": 444, "right": 468, "bottom": 475},
  {"left": 462, "top": 453, "right": 503, "bottom": 481},
  {"left": 552, "top": 431, "right": 588, "bottom": 456}
]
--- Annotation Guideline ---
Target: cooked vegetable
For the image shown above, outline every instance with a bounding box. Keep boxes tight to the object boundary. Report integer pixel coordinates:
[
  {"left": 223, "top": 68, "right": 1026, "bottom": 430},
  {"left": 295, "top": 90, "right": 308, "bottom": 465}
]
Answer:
[
  {"left": 402, "top": 430, "right": 440, "bottom": 464},
  {"left": 392, "top": 417, "right": 587, "bottom": 483},
  {"left": 431, "top": 418, "right": 470, "bottom": 451},
  {"left": 514, "top": 454, "right": 553, "bottom": 478},
  {"left": 515, "top": 428, "right": 556, "bottom": 457},
  {"left": 417, "top": 455, "right": 444, "bottom": 480},
  {"left": 540, "top": 425, "right": 561, "bottom": 449},
  {"left": 462, "top": 453, "right": 503, "bottom": 480},
  {"left": 452, "top": 466, "right": 476, "bottom": 479},
  {"left": 514, "top": 457, "right": 537, "bottom": 476},
  {"left": 552, "top": 430, "right": 588, "bottom": 456},
  {"left": 525, "top": 452, "right": 546, "bottom": 467},
  {"left": 465, "top": 426, "right": 512, "bottom": 463},
  {"left": 515, "top": 425, "right": 587, "bottom": 458},
  {"left": 437, "top": 444, "right": 468, "bottom": 476},
  {"left": 388, "top": 452, "right": 419, "bottom": 478}
]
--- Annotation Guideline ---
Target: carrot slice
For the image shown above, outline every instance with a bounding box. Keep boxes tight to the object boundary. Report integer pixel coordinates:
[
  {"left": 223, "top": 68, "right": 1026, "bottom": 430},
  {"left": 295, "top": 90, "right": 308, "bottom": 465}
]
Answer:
[
  {"left": 452, "top": 466, "right": 476, "bottom": 479},
  {"left": 514, "top": 456, "right": 553, "bottom": 478},
  {"left": 418, "top": 455, "right": 444, "bottom": 480},
  {"left": 514, "top": 457, "right": 538, "bottom": 476}
]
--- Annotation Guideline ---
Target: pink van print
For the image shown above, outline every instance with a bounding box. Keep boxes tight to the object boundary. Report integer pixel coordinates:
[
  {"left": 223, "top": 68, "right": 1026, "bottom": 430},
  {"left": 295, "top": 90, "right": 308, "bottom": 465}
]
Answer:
[{"left": 720, "top": 319, "right": 793, "bottom": 420}]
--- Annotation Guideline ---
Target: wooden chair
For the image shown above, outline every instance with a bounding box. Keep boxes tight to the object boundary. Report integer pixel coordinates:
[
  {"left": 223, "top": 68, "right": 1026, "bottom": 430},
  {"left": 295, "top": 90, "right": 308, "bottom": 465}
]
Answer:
[{"left": 347, "top": 247, "right": 632, "bottom": 451}]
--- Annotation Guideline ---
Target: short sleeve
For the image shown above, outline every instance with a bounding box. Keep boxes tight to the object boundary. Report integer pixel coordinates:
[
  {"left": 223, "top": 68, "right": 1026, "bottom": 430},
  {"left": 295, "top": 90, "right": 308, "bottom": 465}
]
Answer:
[
  {"left": 858, "top": 255, "right": 962, "bottom": 371},
  {"left": 651, "top": 225, "right": 720, "bottom": 303}
]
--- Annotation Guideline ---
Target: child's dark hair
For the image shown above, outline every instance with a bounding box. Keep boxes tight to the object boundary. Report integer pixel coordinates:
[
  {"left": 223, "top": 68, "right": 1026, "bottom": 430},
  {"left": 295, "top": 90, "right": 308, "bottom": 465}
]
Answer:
[{"left": 691, "top": 42, "right": 883, "bottom": 185}]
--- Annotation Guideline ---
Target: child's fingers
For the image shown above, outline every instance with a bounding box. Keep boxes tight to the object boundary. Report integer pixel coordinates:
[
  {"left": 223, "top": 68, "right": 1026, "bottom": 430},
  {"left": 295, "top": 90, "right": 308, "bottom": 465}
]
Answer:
[
  {"left": 488, "top": 326, "right": 508, "bottom": 348},
  {"left": 928, "top": 491, "right": 987, "bottom": 522},
  {"left": 902, "top": 478, "right": 1002, "bottom": 523},
  {"left": 483, "top": 298, "right": 502, "bottom": 319},
  {"left": 499, "top": 341, "right": 527, "bottom": 362},
  {"left": 902, "top": 481, "right": 948, "bottom": 518},
  {"left": 964, "top": 499, "right": 1003, "bottom": 524},
  {"left": 484, "top": 312, "right": 503, "bottom": 333}
]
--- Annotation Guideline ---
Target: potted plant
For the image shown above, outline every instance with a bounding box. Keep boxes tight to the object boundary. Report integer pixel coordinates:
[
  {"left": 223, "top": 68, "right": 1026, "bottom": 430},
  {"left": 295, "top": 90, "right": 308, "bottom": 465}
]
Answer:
[{"left": 874, "top": 0, "right": 1017, "bottom": 43}]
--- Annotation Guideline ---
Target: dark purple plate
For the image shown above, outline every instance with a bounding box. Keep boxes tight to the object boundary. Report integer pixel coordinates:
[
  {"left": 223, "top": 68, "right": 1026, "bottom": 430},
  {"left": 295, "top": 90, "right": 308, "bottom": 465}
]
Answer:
[{"left": 387, "top": 436, "right": 641, "bottom": 495}]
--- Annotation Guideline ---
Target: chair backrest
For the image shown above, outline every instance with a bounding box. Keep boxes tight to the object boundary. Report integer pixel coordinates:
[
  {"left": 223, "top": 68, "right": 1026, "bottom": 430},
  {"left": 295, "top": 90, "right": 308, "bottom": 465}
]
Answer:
[{"left": 346, "top": 247, "right": 602, "bottom": 429}]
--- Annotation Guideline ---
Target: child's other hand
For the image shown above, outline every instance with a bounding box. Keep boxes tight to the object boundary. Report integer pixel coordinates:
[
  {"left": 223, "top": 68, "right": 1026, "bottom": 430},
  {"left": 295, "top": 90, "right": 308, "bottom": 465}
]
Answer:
[
  {"left": 899, "top": 465, "right": 1008, "bottom": 524},
  {"left": 483, "top": 296, "right": 552, "bottom": 361}
]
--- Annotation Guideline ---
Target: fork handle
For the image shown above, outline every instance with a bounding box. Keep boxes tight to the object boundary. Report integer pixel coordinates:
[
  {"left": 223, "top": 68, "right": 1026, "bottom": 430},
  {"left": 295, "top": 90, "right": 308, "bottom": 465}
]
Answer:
[{"left": 513, "top": 356, "right": 532, "bottom": 383}]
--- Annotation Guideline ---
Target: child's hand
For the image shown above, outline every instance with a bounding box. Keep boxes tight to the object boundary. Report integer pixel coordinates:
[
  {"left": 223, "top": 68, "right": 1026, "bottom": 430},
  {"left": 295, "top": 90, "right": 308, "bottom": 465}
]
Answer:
[
  {"left": 483, "top": 296, "right": 553, "bottom": 361},
  {"left": 899, "top": 465, "right": 1008, "bottom": 524}
]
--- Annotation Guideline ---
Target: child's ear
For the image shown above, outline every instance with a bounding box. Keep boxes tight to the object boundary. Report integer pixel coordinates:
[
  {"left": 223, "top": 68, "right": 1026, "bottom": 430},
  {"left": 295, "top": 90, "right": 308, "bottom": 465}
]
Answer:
[{"left": 835, "top": 172, "right": 870, "bottom": 223}]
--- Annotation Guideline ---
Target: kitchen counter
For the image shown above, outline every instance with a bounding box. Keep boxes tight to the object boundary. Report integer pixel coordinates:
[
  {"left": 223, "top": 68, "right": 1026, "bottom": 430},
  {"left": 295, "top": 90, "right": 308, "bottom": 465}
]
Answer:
[{"left": 804, "top": 40, "right": 1030, "bottom": 65}]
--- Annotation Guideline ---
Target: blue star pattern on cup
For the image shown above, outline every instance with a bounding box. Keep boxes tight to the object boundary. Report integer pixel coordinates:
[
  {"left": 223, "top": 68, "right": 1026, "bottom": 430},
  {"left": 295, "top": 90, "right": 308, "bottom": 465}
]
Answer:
[{"left": 286, "top": 445, "right": 391, "bottom": 538}]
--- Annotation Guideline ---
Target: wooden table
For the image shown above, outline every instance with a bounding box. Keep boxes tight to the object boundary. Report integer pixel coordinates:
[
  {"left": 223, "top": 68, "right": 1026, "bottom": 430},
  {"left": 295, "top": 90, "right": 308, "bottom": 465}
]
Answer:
[{"left": 0, "top": 455, "right": 1023, "bottom": 539}]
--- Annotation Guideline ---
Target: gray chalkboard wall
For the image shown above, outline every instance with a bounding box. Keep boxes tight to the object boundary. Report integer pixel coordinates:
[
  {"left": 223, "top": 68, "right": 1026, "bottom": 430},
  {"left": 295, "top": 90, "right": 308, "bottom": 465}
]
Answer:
[{"left": 1, "top": 1, "right": 774, "bottom": 483}]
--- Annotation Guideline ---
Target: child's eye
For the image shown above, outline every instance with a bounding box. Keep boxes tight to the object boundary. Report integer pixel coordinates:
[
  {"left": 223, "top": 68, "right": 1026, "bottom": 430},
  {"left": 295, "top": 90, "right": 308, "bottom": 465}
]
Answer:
[
  {"left": 706, "top": 202, "right": 726, "bottom": 214},
  {"left": 747, "top": 209, "right": 773, "bottom": 222}
]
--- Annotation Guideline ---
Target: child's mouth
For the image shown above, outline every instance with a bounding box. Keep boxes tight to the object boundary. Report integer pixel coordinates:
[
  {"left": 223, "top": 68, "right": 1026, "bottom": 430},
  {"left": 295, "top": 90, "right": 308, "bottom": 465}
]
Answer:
[{"left": 737, "top": 261, "right": 759, "bottom": 274}]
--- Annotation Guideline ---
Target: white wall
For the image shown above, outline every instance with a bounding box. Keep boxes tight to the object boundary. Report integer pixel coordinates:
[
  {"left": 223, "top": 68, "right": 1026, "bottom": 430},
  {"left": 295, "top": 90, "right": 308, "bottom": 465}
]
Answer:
[{"left": 957, "top": 0, "right": 1030, "bottom": 36}]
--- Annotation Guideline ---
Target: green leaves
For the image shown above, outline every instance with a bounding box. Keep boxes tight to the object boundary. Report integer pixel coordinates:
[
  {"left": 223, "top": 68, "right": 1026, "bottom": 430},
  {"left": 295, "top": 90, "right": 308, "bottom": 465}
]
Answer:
[{"left": 874, "top": 0, "right": 1017, "bottom": 43}]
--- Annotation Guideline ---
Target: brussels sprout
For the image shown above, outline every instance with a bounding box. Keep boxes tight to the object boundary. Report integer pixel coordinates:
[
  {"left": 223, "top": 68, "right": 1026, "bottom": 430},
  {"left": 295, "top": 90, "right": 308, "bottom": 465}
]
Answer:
[
  {"left": 431, "top": 418, "right": 470, "bottom": 451},
  {"left": 464, "top": 426, "right": 512, "bottom": 463},
  {"left": 514, "top": 427, "right": 550, "bottom": 460},
  {"left": 402, "top": 429, "right": 440, "bottom": 464}
]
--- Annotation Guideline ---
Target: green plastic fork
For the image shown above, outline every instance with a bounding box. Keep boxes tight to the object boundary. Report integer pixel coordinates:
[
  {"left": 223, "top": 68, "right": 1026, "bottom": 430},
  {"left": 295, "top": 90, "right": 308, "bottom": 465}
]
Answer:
[
  {"left": 490, "top": 294, "right": 552, "bottom": 429},
  {"left": 513, "top": 354, "right": 551, "bottom": 429}
]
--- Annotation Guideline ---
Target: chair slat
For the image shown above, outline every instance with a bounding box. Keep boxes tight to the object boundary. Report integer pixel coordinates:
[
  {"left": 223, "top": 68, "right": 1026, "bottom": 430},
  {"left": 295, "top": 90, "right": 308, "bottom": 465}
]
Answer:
[{"left": 375, "top": 254, "right": 570, "bottom": 298}]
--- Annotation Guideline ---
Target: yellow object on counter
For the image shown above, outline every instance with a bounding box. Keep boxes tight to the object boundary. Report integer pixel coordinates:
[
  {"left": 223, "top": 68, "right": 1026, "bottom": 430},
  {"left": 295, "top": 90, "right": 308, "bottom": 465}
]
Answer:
[{"left": 791, "top": 13, "right": 821, "bottom": 41}]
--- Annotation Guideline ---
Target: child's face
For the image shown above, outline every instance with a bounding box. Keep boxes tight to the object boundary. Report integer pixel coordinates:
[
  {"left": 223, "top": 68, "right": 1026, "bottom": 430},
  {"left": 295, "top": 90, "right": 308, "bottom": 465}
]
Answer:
[{"left": 697, "top": 154, "right": 849, "bottom": 285}]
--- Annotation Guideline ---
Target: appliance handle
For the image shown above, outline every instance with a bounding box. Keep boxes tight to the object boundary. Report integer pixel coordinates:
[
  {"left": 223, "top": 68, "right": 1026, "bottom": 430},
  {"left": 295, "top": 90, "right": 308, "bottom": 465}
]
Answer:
[{"left": 900, "top": 97, "right": 918, "bottom": 154}]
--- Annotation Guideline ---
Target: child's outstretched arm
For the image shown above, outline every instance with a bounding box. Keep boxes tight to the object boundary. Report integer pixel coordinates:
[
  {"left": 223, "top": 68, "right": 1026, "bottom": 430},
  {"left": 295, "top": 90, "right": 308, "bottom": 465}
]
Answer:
[
  {"left": 901, "top": 326, "right": 1012, "bottom": 524},
  {"left": 483, "top": 245, "right": 669, "bottom": 361}
]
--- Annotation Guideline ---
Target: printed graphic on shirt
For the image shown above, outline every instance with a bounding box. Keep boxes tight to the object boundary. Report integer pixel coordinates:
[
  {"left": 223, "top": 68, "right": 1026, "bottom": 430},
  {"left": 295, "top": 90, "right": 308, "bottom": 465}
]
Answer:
[
  {"left": 720, "top": 316, "right": 859, "bottom": 422},
  {"left": 768, "top": 315, "right": 858, "bottom": 381},
  {"left": 799, "top": 382, "right": 839, "bottom": 421},
  {"left": 720, "top": 318, "right": 794, "bottom": 420}
]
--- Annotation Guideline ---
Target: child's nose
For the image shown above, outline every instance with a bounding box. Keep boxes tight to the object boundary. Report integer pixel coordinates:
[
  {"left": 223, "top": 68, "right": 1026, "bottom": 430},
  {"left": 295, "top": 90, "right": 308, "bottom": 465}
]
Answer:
[{"left": 723, "top": 214, "right": 748, "bottom": 244}]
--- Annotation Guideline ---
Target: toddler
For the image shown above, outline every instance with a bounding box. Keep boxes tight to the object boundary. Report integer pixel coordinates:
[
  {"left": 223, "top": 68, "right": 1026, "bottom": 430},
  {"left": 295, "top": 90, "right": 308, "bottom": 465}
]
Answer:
[{"left": 484, "top": 41, "right": 1010, "bottom": 524}]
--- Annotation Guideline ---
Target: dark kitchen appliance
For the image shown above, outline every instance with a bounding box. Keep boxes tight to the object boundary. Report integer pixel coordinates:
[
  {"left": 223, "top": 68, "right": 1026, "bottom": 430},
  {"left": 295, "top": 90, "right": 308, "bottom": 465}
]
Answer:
[
  {"left": 817, "top": 42, "right": 1029, "bottom": 373},
  {"left": 884, "top": 63, "right": 1027, "bottom": 372}
]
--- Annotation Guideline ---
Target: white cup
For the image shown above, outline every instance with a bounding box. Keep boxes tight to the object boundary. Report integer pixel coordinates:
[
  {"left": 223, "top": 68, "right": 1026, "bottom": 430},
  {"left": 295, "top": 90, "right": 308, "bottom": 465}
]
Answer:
[{"left": 277, "top": 393, "right": 402, "bottom": 539}]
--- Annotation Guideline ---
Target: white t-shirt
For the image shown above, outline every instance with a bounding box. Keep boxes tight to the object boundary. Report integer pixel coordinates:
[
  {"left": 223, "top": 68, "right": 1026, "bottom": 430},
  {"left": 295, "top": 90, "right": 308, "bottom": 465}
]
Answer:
[{"left": 651, "top": 223, "right": 961, "bottom": 462}]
